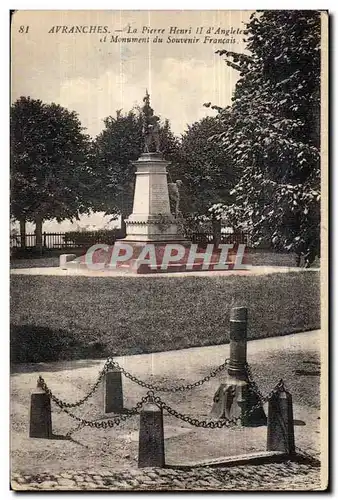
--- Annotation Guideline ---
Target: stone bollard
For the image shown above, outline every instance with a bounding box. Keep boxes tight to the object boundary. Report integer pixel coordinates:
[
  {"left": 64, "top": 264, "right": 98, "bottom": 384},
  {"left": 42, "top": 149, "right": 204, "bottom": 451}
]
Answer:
[
  {"left": 59, "top": 254, "right": 76, "bottom": 269},
  {"left": 267, "top": 381, "right": 295, "bottom": 454},
  {"left": 104, "top": 366, "right": 124, "bottom": 413},
  {"left": 211, "top": 306, "right": 266, "bottom": 426},
  {"left": 138, "top": 398, "right": 165, "bottom": 468},
  {"left": 29, "top": 379, "right": 52, "bottom": 438},
  {"left": 228, "top": 307, "right": 248, "bottom": 379}
]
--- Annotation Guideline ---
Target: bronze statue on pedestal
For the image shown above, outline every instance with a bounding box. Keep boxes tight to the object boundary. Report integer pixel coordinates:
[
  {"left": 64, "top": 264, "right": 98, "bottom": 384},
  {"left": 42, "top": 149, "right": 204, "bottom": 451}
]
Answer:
[{"left": 142, "top": 90, "right": 161, "bottom": 153}]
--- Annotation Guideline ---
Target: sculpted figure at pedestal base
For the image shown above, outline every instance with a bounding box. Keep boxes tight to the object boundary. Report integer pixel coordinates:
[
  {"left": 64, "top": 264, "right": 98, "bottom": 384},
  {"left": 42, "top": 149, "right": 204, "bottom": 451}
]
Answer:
[{"left": 168, "top": 179, "right": 183, "bottom": 217}]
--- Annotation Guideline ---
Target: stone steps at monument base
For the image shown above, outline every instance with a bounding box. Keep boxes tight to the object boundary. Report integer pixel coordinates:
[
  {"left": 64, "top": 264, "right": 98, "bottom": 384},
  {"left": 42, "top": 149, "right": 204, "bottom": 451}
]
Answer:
[
  {"left": 61, "top": 242, "right": 250, "bottom": 274},
  {"left": 116, "top": 261, "right": 241, "bottom": 274}
]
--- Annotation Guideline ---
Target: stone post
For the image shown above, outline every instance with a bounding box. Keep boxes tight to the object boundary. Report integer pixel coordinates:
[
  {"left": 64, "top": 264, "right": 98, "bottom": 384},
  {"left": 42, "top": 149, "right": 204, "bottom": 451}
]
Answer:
[
  {"left": 228, "top": 307, "right": 248, "bottom": 379},
  {"left": 267, "top": 382, "right": 295, "bottom": 454},
  {"left": 104, "top": 366, "right": 124, "bottom": 413},
  {"left": 138, "top": 399, "right": 165, "bottom": 468},
  {"left": 29, "top": 380, "right": 52, "bottom": 438},
  {"left": 211, "top": 306, "right": 266, "bottom": 426},
  {"left": 59, "top": 254, "right": 77, "bottom": 269}
]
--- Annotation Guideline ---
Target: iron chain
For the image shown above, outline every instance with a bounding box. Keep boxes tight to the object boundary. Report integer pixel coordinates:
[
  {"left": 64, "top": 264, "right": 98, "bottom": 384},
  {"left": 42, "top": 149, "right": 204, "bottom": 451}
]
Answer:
[
  {"left": 245, "top": 363, "right": 287, "bottom": 405},
  {"left": 245, "top": 362, "right": 268, "bottom": 402},
  {"left": 108, "top": 358, "right": 230, "bottom": 393},
  {"left": 147, "top": 391, "right": 241, "bottom": 428},
  {"left": 64, "top": 396, "right": 150, "bottom": 437},
  {"left": 36, "top": 358, "right": 288, "bottom": 437},
  {"left": 37, "top": 361, "right": 110, "bottom": 409}
]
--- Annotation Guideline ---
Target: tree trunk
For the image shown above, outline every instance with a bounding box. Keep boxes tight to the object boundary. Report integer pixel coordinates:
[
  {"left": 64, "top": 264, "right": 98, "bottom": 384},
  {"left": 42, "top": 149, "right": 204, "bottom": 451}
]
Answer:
[
  {"left": 295, "top": 252, "right": 301, "bottom": 267},
  {"left": 35, "top": 216, "right": 43, "bottom": 254},
  {"left": 212, "top": 218, "right": 222, "bottom": 248},
  {"left": 19, "top": 218, "right": 26, "bottom": 249}
]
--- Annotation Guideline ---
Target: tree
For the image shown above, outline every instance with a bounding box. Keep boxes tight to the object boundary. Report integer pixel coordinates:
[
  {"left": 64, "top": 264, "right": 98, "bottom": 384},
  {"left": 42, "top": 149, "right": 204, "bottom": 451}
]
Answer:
[
  {"left": 11, "top": 96, "right": 93, "bottom": 250},
  {"left": 176, "top": 116, "right": 237, "bottom": 242},
  {"left": 91, "top": 108, "right": 181, "bottom": 235},
  {"left": 160, "top": 119, "right": 182, "bottom": 174},
  {"left": 90, "top": 109, "right": 143, "bottom": 236},
  {"left": 209, "top": 11, "right": 321, "bottom": 264}
]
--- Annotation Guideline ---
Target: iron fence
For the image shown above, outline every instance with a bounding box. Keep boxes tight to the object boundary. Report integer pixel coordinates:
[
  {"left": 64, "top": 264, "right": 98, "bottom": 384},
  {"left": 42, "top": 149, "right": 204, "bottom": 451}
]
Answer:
[
  {"left": 190, "top": 231, "right": 250, "bottom": 246},
  {"left": 10, "top": 230, "right": 250, "bottom": 249},
  {"left": 10, "top": 232, "right": 80, "bottom": 249}
]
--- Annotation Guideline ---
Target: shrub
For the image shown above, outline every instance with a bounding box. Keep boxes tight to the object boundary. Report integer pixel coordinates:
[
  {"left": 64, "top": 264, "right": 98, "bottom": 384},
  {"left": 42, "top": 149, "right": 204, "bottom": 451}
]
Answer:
[{"left": 63, "top": 228, "right": 125, "bottom": 248}]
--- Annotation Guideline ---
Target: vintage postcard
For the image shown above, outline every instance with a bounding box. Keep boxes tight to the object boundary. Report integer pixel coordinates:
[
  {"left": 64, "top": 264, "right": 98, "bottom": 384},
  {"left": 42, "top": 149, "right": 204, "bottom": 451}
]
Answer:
[{"left": 10, "top": 10, "right": 328, "bottom": 491}]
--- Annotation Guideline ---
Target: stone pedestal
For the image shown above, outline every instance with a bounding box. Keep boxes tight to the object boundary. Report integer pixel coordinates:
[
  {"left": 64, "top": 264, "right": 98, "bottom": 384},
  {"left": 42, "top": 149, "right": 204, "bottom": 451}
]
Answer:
[
  {"left": 62, "top": 150, "right": 249, "bottom": 273},
  {"left": 123, "top": 152, "right": 185, "bottom": 242},
  {"left": 211, "top": 375, "right": 267, "bottom": 427}
]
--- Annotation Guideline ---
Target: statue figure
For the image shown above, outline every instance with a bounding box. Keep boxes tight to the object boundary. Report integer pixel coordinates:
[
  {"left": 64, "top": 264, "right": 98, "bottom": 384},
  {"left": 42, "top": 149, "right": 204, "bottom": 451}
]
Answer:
[
  {"left": 142, "top": 90, "right": 161, "bottom": 153},
  {"left": 168, "top": 179, "right": 183, "bottom": 217}
]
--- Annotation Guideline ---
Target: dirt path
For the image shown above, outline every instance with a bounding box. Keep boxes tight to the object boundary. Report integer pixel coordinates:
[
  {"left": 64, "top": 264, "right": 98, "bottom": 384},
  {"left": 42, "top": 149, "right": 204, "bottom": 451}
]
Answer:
[{"left": 10, "top": 265, "right": 318, "bottom": 278}]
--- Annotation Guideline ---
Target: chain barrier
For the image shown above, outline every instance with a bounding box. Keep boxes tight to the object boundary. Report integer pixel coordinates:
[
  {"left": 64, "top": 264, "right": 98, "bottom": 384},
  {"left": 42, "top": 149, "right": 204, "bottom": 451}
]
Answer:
[
  {"left": 107, "top": 358, "right": 230, "bottom": 393},
  {"left": 147, "top": 391, "right": 241, "bottom": 428},
  {"left": 38, "top": 372, "right": 145, "bottom": 427},
  {"left": 149, "top": 376, "right": 288, "bottom": 429},
  {"left": 232, "top": 374, "right": 287, "bottom": 422},
  {"left": 64, "top": 395, "right": 150, "bottom": 437},
  {"left": 36, "top": 358, "right": 288, "bottom": 436},
  {"left": 37, "top": 361, "right": 110, "bottom": 409},
  {"left": 36, "top": 357, "right": 230, "bottom": 410},
  {"left": 245, "top": 363, "right": 286, "bottom": 404}
]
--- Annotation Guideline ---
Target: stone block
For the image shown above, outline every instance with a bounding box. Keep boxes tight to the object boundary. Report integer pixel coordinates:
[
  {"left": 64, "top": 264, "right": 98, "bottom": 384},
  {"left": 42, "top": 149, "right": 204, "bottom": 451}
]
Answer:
[
  {"left": 138, "top": 402, "right": 165, "bottom": 468},
  {"left": 104, "top": 368, "right": 123, "bottom": 413},
  {"left": 29, "top": 387, "right": 52, "bottom": 438},
  {"left": 59, "top": 254, "right": 76, "bottom": 269}
]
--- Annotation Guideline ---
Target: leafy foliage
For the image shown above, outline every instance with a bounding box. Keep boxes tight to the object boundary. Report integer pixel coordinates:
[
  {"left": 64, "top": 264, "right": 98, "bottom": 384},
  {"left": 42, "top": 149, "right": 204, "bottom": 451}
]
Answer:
[
  {"left": 90, "top": 109, "right": 143, "bottom": 222},
  {"left": 63, "top": 228, "right": 125, "bottom": 248},
  {"left": 175, "top": 116, "right": 237, "bottom": 220},
  {"left": 11, "top": 96, "right": 93, "bottom": 225},
  {"left": 209, "top": 11, "right": 321, "bottom": 264}
]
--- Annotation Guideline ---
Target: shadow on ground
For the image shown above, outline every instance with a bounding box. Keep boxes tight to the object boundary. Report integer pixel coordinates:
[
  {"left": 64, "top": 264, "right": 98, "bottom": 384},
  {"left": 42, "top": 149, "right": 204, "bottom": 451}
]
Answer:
[{"left": 10, "top": 324, "right": 109, "bottom": 370}]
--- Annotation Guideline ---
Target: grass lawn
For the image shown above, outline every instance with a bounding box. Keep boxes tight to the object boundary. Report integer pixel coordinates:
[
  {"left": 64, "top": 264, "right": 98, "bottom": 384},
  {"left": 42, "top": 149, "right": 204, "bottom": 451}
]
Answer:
[
  {"left": 10, "top": 271, "right": 320, "bottom": 363},
  {"left": 10, "top": 251, "right": 303, "bottom": 269},
  {"left": 10, "top": 257, "right": 60, "bottom": 269}
]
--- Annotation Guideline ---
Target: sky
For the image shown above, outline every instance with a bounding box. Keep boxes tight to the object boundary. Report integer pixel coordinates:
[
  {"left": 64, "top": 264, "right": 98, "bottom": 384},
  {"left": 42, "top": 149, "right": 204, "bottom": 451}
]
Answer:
[{"left": 11, "top": 10, "right": 252, "bottom": 231}]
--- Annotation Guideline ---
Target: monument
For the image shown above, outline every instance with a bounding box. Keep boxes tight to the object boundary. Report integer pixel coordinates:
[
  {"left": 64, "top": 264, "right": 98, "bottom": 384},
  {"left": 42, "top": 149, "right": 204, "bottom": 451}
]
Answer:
[
  {"left": 62, "top": 92, "right": 247, "bottom": 273},
  {"left": 123, "top": 91, "right": 185, "bottom": 244}
]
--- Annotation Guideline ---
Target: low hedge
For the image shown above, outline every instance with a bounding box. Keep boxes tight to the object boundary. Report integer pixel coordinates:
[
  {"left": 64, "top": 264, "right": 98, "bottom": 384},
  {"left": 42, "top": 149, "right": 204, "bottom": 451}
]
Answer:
[
  {"left": 63, "top": 228, "right": 125, "bottom": 248},
  {"left": 10, "top": 271, "right": 320, "bottom": 363}
]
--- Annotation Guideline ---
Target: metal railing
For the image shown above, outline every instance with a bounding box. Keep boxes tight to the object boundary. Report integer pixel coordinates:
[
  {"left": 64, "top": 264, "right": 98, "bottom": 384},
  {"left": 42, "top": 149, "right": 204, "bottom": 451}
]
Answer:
[
  {"left": 190, "top": 231, "right": 250, "bottom": 246},
  {"left": 11, "top": 230, "right": 250, "bottom": 249}
]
